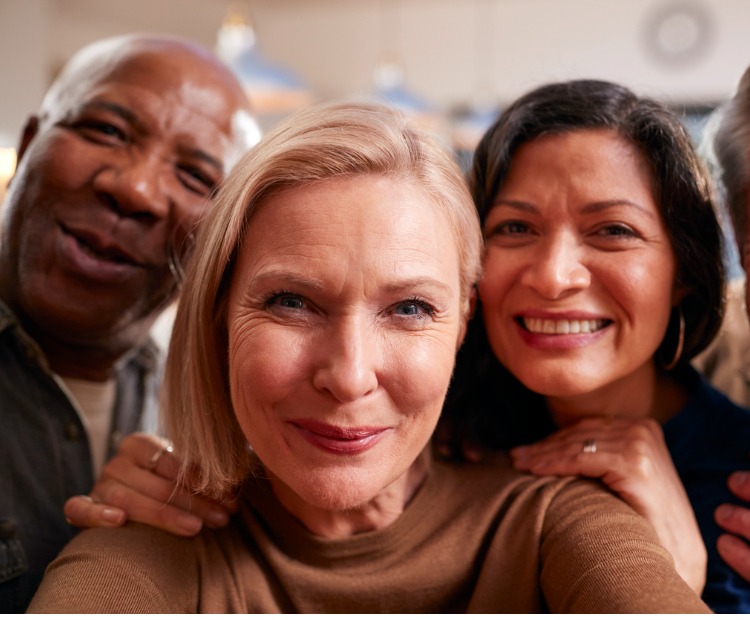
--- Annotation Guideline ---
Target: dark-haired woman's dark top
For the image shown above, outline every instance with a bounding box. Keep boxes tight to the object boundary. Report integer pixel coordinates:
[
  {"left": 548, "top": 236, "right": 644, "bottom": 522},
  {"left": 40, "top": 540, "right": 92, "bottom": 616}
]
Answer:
[
  {"left": 664, "top": 367, "right": 750, "bottom": 613},
  {"left": 442, "top": 347, "right": 750, "bottom": 612}
]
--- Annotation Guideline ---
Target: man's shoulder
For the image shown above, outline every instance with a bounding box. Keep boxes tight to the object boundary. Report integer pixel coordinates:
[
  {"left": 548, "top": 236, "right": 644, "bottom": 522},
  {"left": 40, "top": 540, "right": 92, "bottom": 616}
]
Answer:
[{"left": 694, "top": 278, "right": 750, "bottom": 407}]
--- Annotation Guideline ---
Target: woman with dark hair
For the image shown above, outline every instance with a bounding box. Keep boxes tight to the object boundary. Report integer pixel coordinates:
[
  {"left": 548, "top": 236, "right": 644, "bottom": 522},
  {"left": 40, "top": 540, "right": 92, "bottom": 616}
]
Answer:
[{"left": 444, "top": 78, "right": 750, "bottom": 612}]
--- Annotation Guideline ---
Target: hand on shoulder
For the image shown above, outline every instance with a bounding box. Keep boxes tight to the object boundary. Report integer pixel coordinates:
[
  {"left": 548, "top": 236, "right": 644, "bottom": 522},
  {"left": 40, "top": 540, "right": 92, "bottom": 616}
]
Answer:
[{"left": 64, "top": 432, "right": 237, "bottom": 537}]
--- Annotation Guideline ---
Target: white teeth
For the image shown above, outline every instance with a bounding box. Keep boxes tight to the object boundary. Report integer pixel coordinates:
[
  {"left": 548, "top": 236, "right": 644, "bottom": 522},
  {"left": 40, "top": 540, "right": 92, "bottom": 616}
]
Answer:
[{"left": 523, "top": 317, "right": 606, "bottom": 335}]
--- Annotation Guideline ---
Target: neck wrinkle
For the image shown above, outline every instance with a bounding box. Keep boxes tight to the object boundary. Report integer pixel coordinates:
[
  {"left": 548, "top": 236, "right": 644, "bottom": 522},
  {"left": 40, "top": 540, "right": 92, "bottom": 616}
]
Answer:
[{"left": 269, "top": 448, "right": 432, "bottom": 540}]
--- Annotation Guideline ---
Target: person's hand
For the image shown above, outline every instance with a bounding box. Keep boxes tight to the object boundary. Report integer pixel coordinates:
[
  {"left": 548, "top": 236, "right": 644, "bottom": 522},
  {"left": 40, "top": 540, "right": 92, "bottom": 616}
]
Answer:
[
  {"left": 64, "top": 432, "right": 237, "bottom": 537},
  {"left": 715, "top": 468, "right": 750, "bottom": 582},
  {"left": 510, "top": 417, "right": 707, "bottom": 595}
]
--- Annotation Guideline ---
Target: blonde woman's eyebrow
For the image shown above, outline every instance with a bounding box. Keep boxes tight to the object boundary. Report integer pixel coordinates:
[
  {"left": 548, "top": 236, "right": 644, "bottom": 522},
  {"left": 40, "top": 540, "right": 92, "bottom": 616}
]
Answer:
[
  {"left": 251, "top": 270, "right": 326, "bottom": 291},
  {"left": 380, "top": 277, "right": 455, "bottom": 300}
]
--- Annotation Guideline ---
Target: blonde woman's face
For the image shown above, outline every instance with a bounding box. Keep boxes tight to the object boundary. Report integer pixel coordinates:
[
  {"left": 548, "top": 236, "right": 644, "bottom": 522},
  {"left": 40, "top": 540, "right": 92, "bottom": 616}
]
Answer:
[{"left": 226, "top": 175, "right": 463, "bottom": 514}]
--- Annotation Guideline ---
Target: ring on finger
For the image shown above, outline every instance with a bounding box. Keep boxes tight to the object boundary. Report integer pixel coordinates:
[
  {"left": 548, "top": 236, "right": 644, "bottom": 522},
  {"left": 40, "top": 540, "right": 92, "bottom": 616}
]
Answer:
[
  {"left": 582, "top": 438, "right": 597, "bottom": 454},
  {"left": 147, "top": 443, "right": 174, "bottom": 472}
]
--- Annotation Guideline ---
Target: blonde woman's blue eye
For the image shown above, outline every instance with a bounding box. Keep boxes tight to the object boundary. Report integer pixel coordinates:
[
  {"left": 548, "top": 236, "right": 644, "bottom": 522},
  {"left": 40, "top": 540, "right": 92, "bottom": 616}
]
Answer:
[
  {"left": 278, "top": 295, "right": 304, "bottom": 308},
  {"left": 394, "top": 299, "right": 434, "bottom": 317},
  {"left": 265, "top": 291, "right": 305, "bottom": 309}
]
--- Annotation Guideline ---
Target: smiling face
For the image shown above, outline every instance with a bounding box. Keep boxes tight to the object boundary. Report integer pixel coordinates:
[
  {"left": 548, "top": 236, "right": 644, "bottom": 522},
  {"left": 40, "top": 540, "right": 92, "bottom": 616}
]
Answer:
[
  {"left": 226, "top": 175, "right": 463, "bottom": 519},
  {"left": 0, "top": 38, "right": 254, "bottom": 375},
  {"left": 479, "top": 130, "right": 680, "bottom": 417}
]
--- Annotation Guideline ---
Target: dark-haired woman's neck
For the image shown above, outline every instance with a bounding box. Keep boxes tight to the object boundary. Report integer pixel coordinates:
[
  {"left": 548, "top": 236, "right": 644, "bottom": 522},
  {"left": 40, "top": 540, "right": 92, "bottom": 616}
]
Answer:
[{"left": 546, "top": 363, "right": 689, "bottom": 429}]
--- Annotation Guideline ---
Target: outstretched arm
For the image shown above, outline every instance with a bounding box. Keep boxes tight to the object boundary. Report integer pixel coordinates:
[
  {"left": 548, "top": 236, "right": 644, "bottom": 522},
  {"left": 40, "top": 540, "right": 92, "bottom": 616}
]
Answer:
[
  {"left": 715, "top": 469, "right": 750, "bottom": 582},
  {"left": 64, "top": 432, "right": 236, "bottom": 536},
  {"left": 511, "top": 417, "right": 707, "bottom": 594}
]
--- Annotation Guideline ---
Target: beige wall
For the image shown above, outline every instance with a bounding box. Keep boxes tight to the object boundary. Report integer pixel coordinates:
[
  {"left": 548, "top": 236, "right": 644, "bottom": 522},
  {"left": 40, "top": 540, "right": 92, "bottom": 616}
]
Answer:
[{"left": 1, "top": 0, "right": 750, "bottom": 144}]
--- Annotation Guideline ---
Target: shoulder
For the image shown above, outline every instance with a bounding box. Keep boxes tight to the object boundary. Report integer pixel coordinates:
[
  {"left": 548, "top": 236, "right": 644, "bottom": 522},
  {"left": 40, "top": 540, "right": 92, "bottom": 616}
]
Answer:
[
  {"left": 534, "top": 478, "right": 709, "bottom": 613},
  {"left": 28, "top": 523, "right": 200, "bottom": 613},
  {"left": 488, "top": 473, "right": 667, "bottom": 565},
  {"left": 431, "top": 456, "right": 615, "bottom": 526},
  {"left": 434, "top": 461, "right": 707, "bottom": 612},
  {"left": 693, "top": 278, "right": 750, "bottom": 407}
]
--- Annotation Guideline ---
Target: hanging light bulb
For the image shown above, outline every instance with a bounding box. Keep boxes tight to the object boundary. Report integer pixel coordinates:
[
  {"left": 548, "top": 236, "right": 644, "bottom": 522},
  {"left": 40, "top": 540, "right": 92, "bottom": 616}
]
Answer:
[
  {"left": 216, "top": 4, "right": 314, "bottom": 127},
  {"left": 370, "top": 1, "right": 445, "bottom": 140},
  {"left": 372, "top": 52, "right": 432, "bottom": 114},
  {"left": 451, "top": 0, "right": 501, "bottom": 165}
]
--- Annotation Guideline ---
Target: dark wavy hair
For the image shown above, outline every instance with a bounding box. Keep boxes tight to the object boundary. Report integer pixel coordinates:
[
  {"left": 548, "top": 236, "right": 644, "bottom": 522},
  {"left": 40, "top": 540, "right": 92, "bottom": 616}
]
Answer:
[{"left": 442, "top": 79, "right": 726, "bottom": 450}]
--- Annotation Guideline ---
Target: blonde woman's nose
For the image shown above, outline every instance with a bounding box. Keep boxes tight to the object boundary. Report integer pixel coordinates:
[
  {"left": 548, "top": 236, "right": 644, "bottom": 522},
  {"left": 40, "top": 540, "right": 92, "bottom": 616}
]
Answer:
[{"left": 312, "top": 316, "right": 379, "bottom": 402}]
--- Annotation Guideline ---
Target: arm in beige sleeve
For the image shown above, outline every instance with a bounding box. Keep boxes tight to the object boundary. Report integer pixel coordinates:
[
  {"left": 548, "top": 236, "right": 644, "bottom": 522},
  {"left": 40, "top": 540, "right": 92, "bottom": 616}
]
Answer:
[
  {"left": 539, "top": 478, "right": 711, "bottom": 614},
  {"left": 27, "top": 523, "right": 197, "bottom": 613}
]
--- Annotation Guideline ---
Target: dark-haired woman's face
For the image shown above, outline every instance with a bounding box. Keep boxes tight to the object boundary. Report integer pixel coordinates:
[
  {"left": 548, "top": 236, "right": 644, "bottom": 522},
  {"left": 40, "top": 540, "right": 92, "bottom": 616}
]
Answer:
[{"left": 479, "top": 129, "right": 681, "bottom": 414}]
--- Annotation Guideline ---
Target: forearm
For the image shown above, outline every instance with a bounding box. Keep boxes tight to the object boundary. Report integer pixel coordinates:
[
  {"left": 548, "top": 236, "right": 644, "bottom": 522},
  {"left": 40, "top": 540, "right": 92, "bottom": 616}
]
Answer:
[{"left": 541, "top": 479, "right": 710, "bottom": 613}]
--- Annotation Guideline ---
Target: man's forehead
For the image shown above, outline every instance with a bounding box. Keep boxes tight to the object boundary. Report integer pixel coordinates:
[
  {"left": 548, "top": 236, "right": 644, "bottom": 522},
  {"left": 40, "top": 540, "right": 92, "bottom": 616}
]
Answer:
[
  {"left": 45, "top": 37, "right": 246, "bottom": 117},
  {"left": 41, "top": 36, "right": 259, "bottom": 163}
]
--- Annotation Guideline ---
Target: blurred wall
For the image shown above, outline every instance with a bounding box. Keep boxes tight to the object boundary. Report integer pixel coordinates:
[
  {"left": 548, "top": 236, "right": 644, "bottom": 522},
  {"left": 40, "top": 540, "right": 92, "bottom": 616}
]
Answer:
[{"left": 1, "top": 0, "right": 749, "bottom": 144}]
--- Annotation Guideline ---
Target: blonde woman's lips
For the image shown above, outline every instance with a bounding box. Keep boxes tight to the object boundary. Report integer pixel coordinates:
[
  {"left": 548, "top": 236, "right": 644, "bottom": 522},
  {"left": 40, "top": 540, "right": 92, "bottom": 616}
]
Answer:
[{"left": 289, "top": 419, "right": 391, "bottom": 455}]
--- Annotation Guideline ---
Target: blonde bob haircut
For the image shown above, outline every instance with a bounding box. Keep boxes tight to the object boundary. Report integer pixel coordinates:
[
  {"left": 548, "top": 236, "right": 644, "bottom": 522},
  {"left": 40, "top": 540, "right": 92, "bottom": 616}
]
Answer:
[{"left": 162, "top": 100, "right": 483, "bottom": 497}]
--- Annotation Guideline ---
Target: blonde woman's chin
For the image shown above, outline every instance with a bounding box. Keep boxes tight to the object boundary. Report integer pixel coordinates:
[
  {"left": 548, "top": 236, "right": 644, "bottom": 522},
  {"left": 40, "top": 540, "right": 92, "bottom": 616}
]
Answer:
[{"left": 264, "top": 448, "right": 432, "bottom": 538}]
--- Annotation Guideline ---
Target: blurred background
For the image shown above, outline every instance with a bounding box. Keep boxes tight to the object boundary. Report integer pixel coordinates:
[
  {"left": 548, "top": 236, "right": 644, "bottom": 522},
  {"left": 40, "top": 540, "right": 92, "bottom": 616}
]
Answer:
[{"left": 1, "top": 0, "right": 750, "bottom": 193}]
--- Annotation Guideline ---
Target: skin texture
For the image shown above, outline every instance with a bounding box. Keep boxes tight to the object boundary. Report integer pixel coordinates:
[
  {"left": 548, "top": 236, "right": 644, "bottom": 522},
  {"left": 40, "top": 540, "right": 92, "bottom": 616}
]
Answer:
[
  {"left": 716, "top": 469, "right": 750, "bottom": 580},
  {"left": 3, "top": 35, "right": 258, "bottom": 535},
  {"left": 479, "top": 129, "right": 706, "bottom": 592},
  {"left": 226, "top": 175, "right": 464, "bottom": 539}
]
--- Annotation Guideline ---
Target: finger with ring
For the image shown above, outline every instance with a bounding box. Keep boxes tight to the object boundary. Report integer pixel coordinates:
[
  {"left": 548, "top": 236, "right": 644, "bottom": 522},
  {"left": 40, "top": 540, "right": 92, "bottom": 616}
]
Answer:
[
  {"left": 147, "top": 443, "right": 174, "bottom": 472},
  {"left": 582, "top": 438, "right": 597, "bottom": 454}
]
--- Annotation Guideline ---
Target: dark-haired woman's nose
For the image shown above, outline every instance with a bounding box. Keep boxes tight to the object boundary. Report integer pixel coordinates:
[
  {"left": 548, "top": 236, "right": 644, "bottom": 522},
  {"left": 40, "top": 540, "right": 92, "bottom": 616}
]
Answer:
[{"left": 520, "top": 233, "right": 590, "bottom": 299}]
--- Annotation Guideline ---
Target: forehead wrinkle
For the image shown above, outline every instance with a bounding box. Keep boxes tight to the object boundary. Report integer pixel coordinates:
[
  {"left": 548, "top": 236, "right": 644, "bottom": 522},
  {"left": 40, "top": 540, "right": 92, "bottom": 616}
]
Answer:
[
  {"left": 250, "top": 268, "right": 326, "bottom": 292},
  {"left": 52, "top": 49, "right": 252, "bottom": 165},
  {"left": 82, "top": 100, "right": 138, "bottom": 124},
  {"left": 243, "top": 237, "right": 454, "bottom": 302},
  {"left": 72, "top": 93, "right": 232, "bottom": 178}
]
